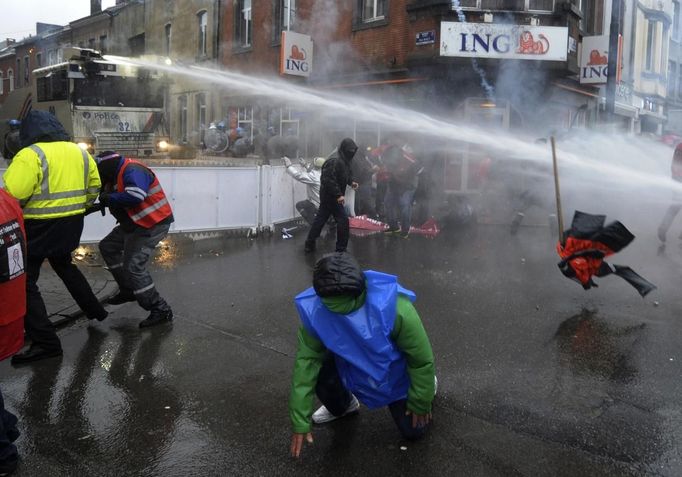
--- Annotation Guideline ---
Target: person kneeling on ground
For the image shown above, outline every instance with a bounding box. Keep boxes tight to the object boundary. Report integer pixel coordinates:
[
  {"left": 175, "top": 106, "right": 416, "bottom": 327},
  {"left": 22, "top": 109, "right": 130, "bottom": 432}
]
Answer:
[
  {"left": 96, "top": 151, "right": 174, "bottom": 328},
  {"left": 288, "top": 252, "right": 436, "bottom": 458}
]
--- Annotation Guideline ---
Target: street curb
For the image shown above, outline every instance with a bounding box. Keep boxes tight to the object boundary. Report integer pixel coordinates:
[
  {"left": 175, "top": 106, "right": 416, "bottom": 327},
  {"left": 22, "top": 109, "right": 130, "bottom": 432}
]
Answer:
[{"left": 49, "top": 279, "right": 119, "bottom": 328}]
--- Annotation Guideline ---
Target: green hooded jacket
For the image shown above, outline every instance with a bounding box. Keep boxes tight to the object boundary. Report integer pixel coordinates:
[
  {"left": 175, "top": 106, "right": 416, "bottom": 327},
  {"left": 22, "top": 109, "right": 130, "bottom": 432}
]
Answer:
[{"left": 288, "top": 291, "right": 435, "bottom": 434}]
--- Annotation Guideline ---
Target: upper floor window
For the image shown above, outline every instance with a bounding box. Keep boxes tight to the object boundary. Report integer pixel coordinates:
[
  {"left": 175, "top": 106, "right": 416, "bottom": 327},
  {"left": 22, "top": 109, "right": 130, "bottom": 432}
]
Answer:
[
  {"left": 283, "top": 0, "right": 296, "bottom": 30},
  {"left": 15, "top": 59, "right": 21, "bottom": 88},
  {"left": 646, "top": 20, "right": 657, "bottom": 72},
  {"left": 100, "top": 35, "right": 108, "bottom": 55},
  {"left": 36, "top": 53, "right": 42, "bottom": 68},
  {"left": 0, "top": 71, "right": 3, "bottom": 95},
  {"left": 165, "top": 24, "right": 172, "bottom": 56},
  {"left": 236, "top": 0, "right": 252, "bottom": 48},
  {"left": 198, "top": 11, "right": 208, "bottom": 56},
  {"left": 8, "top": 69, "right": 14, "bottom": 92},
  {"left": 23, "top": 56, "right": 29, "bottom": 85},
  {"left": 48, "top": 49, "right": 56, "bottom": 65},
  {"left": 669, "top": 61, "right": 677, "bottom": 98},
  {"left": 362, "top": 0, "right": 386, "bottom": 22},
  {"left": 674, "top": 1, "right": 681, "bottom": 41}
]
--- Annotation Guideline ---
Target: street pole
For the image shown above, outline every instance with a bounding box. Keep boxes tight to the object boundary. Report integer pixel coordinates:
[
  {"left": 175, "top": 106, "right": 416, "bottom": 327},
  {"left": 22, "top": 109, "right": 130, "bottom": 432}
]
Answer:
[{"left": 605, "top": 0, "right": 622, "bottom": 120}]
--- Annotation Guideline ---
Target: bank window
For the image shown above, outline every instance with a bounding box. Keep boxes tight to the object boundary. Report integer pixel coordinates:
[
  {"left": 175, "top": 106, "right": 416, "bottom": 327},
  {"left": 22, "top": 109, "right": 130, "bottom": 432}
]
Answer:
[
  {"left": 165, "top": 24, "right": 172, "bottom": 56},
  {"left": 8, "top": 69, "right": 13, "bottom": 92},
  {"left": 528, "top": 0, "right": 553, "bottom": 11},
  {"left": 179, "top": 95, "right": 188, "bottom": 143},
  {"left": 280, "top": 108, "right": 300, "bottom": 137},
  {"left": 362, "top": 0, "right": 386, "bottom": 21},
  {"left": 236, "top": 0, "right": 252, "bottom": 48},
  {"left": 646, "top": 21, "right": 656, "bottom": 71},
  {"left": 238, "top": 107, "right": 253, "bottom": 140},
  {"left": 198, "top": 11, "right": 208, "bottom": 56}
]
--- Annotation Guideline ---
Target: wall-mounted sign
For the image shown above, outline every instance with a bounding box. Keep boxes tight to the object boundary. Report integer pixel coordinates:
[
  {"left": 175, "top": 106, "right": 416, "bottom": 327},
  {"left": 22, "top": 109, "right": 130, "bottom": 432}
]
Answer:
[
  {"left": 280, "top": 31, "right": 313, "bottom": 77},
  {"left": 440, "top": 22, "right": 568, "bottom": 61},
  {"left": 416, "top": 31, "right": 436, "bottom": 46},
  {"left": 579, "top": 35, "right": 609, "bottom": 84}
]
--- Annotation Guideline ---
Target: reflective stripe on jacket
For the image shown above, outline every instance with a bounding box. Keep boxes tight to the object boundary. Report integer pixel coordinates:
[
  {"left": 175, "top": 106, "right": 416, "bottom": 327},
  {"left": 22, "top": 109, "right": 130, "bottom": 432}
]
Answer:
[
  {"left": 2, "top": 142, "right": 100, "bottom": 220},
  {"left": 116, "top": 159, "right": 172, "bottom": 228}
]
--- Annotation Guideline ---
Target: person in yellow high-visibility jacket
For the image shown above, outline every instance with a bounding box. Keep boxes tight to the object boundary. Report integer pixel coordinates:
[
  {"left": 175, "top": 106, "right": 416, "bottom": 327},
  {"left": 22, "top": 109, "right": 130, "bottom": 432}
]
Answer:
[{"left": 2, "top": 110, "right": 108, "bottom": 365}]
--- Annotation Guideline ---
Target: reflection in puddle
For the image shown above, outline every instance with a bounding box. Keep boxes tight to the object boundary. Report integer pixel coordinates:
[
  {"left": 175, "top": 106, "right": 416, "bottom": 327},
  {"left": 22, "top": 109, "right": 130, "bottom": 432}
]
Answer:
[{"left": 555, "top": 309, "right": 645, "bottom": 384}]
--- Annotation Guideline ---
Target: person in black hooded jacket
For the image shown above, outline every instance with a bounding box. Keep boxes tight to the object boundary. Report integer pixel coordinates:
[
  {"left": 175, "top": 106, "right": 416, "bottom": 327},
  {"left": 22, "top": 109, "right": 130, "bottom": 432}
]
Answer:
[{"left": 305, "top": 138, "right": 358, "bottom": 253}]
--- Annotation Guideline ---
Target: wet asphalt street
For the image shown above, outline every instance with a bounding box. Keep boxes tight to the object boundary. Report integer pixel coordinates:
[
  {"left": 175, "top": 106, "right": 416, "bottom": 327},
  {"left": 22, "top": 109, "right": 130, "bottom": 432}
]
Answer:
[{"left": 2, "top": 218, "right": 682, "bottom": 477}]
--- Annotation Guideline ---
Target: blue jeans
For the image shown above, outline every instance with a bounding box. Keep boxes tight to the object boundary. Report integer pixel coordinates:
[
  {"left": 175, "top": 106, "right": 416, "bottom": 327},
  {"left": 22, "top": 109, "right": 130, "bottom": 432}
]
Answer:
[
  {"left": 385, "top": 186, "right": 416, "bottom": 232},
  {"left": 315, "top": 354, "right": 429, "bottom": 440},
  {"left": 0, "top": 387, "right": 19, "bottom": 468}
]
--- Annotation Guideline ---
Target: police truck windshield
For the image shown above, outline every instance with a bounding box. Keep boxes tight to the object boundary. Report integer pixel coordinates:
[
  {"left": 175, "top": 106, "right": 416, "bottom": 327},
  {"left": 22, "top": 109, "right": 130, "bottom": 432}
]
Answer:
[{"left": 72, "top": 76, "right": 163, "bottom": 108}]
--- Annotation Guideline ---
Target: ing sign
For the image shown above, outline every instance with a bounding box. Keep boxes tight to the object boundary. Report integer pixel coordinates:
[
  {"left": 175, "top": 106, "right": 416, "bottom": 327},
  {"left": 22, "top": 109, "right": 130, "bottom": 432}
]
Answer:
[{"left": 280, "top": 31, "right": 314, "bottom": 77}]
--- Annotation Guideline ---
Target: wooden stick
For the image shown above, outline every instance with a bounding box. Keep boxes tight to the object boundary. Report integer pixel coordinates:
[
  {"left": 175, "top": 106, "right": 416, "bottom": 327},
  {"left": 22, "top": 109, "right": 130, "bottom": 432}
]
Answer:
[{"left": 551, "top": 136, "right": 565, "bottom": 244}]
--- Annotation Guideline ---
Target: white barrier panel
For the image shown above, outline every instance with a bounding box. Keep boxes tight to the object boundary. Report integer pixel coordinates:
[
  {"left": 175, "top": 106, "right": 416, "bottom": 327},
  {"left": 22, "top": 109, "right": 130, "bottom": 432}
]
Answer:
[
  {"left": 263, "top": 165, "right": 308, "bottom": 226},
  {"left": 1, "top": 165, "right": 300, "bottom": 242}
]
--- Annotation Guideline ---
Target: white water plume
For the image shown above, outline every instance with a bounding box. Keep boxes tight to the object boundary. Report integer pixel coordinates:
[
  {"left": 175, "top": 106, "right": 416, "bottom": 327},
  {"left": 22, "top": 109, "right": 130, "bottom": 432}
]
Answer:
[{"left": 106, "top": 55, "right": 682, "bottom": 212}]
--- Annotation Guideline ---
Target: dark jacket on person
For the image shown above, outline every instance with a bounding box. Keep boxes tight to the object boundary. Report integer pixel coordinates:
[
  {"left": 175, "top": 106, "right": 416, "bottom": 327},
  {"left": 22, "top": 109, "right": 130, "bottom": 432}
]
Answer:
[{"left": 320, "top": 138, "right": 357, "bottom": 202}]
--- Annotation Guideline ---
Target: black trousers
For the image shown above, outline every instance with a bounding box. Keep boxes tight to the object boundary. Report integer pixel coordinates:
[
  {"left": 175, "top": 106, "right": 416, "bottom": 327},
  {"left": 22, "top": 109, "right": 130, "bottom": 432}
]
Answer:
[
  {"left": 316, "top": 354, "right": 429, "bottom": 440},
  {"left": 0, "top": 387, "right": 18, "bottom": 468},
  {"left": 306, "top": 199, "right": 349, "bottom": 252},
  {"left": 26, "top": 253, "right": 106, "bottom": 351}
]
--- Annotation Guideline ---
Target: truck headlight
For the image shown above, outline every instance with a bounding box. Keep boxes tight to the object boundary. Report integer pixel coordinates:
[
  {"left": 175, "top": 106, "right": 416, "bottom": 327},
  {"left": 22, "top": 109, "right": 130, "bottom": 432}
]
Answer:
[
  {"left": 157, "top": 140, "right": 169, "bottom": 151},
  {"left": 77, "top": 142, "right": 91, "bottom": 151}
]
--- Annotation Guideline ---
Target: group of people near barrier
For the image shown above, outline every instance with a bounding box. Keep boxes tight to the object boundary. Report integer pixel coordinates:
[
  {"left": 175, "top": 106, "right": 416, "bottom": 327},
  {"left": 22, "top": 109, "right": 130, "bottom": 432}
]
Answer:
[
  {"left": 285, "top": 136, "right": 425, "bottom": 253},
  {"left": 0, "top": 111, "right": 436, "bottom": 473}
]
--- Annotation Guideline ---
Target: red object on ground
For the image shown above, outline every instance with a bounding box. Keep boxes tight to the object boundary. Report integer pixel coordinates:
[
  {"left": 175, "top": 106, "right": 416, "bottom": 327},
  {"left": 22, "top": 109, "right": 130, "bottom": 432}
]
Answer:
[
  {"left": 409, "top": 218, "right": 440, "bottom": 237},
  {"left": 0, "top": 189, "right": 26, "bottom": 360},
  {"left": 349, "top": 215, "right": 388, "bottom": 231}
]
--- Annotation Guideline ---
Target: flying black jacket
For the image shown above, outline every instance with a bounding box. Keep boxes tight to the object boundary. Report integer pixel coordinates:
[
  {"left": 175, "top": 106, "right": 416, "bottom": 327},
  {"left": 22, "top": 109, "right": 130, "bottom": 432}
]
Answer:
[{"left": 320, "top": 138, "right": 357, "bottom": 202}]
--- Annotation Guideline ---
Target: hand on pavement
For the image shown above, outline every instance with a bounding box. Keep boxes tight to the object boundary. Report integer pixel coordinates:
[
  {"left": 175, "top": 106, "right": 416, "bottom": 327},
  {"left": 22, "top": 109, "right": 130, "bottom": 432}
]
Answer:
[
  {"left": 337, "top": 195, "right": 345, "bottom": 205},
  {"left": 290, "top": 432, "right": 313, "bottom": 458},
  {"left": 282, "top": 156, "right": 292, "bottom": 167},
  {"left": 405, "top": 410, "right": 432, "bottom": 429}
]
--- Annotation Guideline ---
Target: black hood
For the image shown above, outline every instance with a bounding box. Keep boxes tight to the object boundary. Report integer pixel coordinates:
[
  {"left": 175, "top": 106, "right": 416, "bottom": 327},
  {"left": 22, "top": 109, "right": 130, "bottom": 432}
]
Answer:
[
  {"left": 313, "top": 252, "right": 365, "bottom": 298},
  {"left": 337, "top": 138, "right": 358, "bottom": 163},
  {"left": 20, "top": 110, "right": 70, "bottom": 147},
  {"left": 96, "top": 152, "right": 123, "bottom": 186}
]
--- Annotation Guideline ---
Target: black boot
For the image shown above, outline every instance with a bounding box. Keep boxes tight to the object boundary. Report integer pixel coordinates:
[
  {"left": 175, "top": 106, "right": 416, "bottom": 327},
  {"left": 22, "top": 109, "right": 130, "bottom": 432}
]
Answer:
[
  {"left": 139, "top": 309, "right": 173, "bottom": 329},
  {"left": 11, "top": 345, "right": 63, "bottom": 365}
]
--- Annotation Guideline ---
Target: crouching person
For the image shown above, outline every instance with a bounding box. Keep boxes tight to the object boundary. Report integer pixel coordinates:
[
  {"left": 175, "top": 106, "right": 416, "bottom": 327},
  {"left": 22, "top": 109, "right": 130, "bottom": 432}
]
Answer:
[
  {"left": 289, "top": 252, "right": 436, "bottom": 458},
  {"left": 95, "top": 152, "right": 174, "bottom": 328}
]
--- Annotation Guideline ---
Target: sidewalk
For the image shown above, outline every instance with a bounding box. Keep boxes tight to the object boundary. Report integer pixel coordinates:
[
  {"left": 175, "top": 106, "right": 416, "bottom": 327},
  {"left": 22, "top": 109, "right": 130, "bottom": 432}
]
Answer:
[{"left": 39, "top": 249, "right": 119, "bottom": 326}]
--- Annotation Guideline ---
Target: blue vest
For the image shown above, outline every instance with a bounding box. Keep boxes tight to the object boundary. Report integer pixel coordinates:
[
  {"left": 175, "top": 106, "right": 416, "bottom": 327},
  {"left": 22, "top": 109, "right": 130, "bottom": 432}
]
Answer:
[{"left": 295, "top": 271, "right": 416, "bottom": 409}]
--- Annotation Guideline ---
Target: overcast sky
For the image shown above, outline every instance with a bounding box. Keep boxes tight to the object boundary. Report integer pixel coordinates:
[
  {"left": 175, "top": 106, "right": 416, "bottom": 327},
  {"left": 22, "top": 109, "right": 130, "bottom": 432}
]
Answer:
[{"left": 0, "top": 1, "right": 117, "bottom": 41}]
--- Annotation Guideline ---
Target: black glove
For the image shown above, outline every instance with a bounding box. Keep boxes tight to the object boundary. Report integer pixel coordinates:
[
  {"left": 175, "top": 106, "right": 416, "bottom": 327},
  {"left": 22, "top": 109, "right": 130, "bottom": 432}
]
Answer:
[{"left": 99, "top": 193, "right": 111, "bottom": 207}]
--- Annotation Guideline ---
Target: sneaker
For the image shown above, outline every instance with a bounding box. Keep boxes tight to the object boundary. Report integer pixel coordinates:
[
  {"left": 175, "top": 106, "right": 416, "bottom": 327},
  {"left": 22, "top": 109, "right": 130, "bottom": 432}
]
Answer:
[
  {"left": 383, "top": 226, "right": 400, "bottom": 235},
  {"left": 139, "top": 309, "right": 173, "bottom": 329},
  {"left": 312, "top": 395, "right": 360, "bottom": 424},
  {"left": 108, "top": 292, "right": 136, "bottom": 305},
  {"left": 399, "top": 230, "right": 409, "bottom": 239}
]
